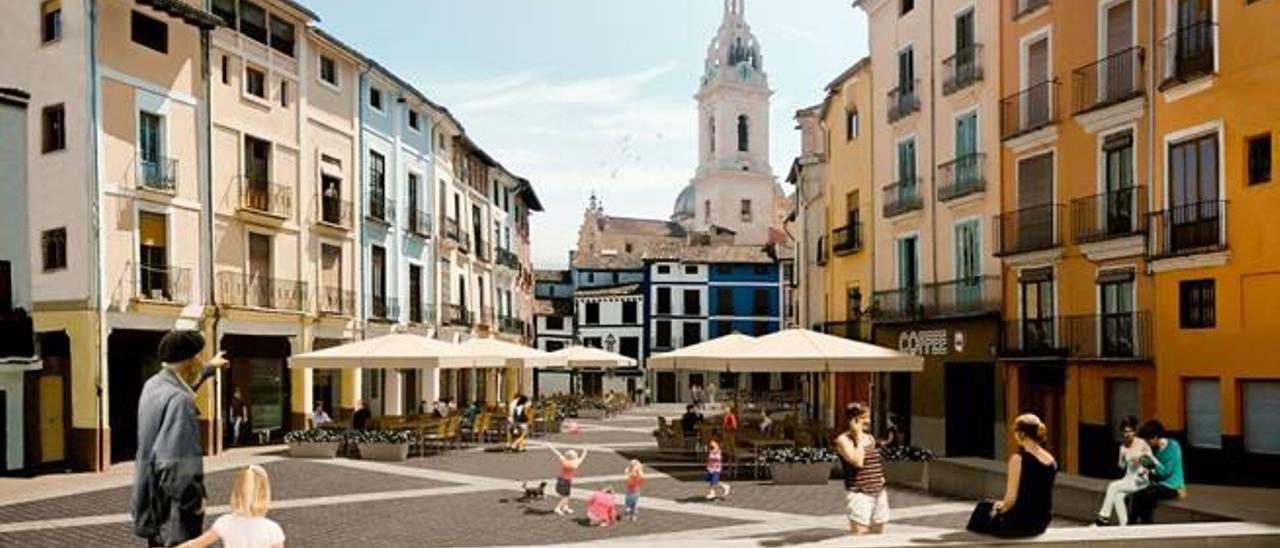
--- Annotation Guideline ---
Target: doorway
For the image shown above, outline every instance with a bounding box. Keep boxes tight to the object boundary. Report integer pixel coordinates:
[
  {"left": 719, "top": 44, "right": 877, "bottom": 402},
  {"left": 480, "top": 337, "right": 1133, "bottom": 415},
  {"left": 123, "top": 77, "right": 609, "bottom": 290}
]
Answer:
[
  {"left": 107, "top": 330, "right": 165, "bottom": 463},
  {"left": 221, "top": 335, "right": 292, "bottom": 445},
  {"left": 657, "top": 372, "right": 676, "bottom": 403},
  {"left": 945, "top": 362, "right": 995, "bottom": 458},
  {"left": 1020, "top": 365, "right": 1066, "bottom": 455}
]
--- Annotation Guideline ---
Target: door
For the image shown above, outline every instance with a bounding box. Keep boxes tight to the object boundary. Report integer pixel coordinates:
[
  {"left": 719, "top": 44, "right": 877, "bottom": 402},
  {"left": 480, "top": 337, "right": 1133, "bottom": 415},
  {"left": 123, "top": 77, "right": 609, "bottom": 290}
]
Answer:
[
  {"left": 1020, "top": 269, "right": 1055, "bottom": 351},
  {"left": 955, "top": 112, "right": 978, "bottom": 187},
  {"left": 369, "top": 152, "right": 386, "bottom": 220},
  {"left": 897, "top": 139, "right": 917, "bottom": 194},
  {"left": 138, "top": 212, "right": 168, "bottom": 301},
  {"left": 320, "top": 244, "right": 341, "bottom": 314},
  {"left": 897, "top": 47, "right": 914, "bottom": 93},
  {"left": 371, "top": 246, "right": 386, "bottom": 318},
  {"left": 0, "top": 260, "right": 11, "bottom": 311},
  {"left": 1100, "top": 275, "right": 1135, "bottom": 357},
  {"left": 244, "top": 136, "right": 270, "bottom": 207},
  {"left": 38, "top": 376, "right": 64, "bottom": 461},
  {"left": 1022, "top": 366, "right": 1066, "bottom": 455},
  {"left": 248, "top": 233, "right": 271, "bottom": 307},
  {"left": 955, "top": 8, "right": 976, "bottom": 81},
  {"left": 407, "top": 172, "right": 420, "bottom": 232},
  {"left": 954, "top": 220, "right": 981, "bottom": 309},
  {"left": 1168, "top": 133, "right": 1220, "bottom": 253},
  {"left": 1025, "top": 37, "right": 1050, "bottom": 129},
  {"left": 1017, "top": 153, "right": 1054, "bottom": 249},
  {"left": 897, "top": 236, "right": 919, "bottom": 311},
  {"left": 657, "top": 372, "right": 677, "bottom": 403},
  {"left": 139, "top": 111, "right": 162, "bottom": 184},
  {"left": 107, "top": 330, "right": 164, "bottom": 463},
  {"left": 1175, "top": 0, "right": 1212, "bottom": 75},
  {"left": 1103, "top": 132, "right": 1135, "bottom": 236},
  {"left": 682, "top": 321, "right": 702, "bottom": 347},
  {"left": 1104, "top": 0, "right": 1135, "bottom": 101},
  {"left": 946, "top": 362, "right": 995, "bottom": 458}
]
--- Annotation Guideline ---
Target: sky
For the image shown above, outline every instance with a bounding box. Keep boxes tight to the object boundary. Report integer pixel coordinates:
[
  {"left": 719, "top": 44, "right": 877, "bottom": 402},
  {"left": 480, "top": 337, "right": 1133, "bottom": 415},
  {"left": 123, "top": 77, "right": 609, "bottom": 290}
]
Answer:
[{"left": 303, "top": 0, "right": 869, "bottom": 267}]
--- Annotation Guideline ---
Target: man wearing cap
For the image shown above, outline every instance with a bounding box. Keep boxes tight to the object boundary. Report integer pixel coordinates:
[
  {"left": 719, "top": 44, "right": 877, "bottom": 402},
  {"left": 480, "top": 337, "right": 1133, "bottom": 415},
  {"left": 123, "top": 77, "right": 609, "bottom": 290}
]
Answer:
[{"left": 131, "top": 329, "right": 226, "bottom": 547}]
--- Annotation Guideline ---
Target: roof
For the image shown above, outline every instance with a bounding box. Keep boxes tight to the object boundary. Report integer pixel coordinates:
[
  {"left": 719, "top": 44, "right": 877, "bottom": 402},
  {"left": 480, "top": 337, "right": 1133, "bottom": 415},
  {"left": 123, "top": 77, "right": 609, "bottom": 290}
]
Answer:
[
  {"left": 575, "top": 283, "right": 643, "bottom": 298},
  {"left": 642, "top": 243, "right": 777, "bottom": 265},
  {"left": 139, "top": 0, "right": 226, "bottom": 29},
  {"left": 572, "top": 253, "right": 646, "bottom": 270},
  {"left": 597, "top": 216, "right": 687, "bottom": 238},
  {"left": 517, "top": 178, "right": 544, "bottom": 212},
  {"left": 270, "top": 0, "right": 322, "bottom": 22},
  {"left": 824, "top": 57, "right": 871, "bottom": 93},
  {"left": 534, "top": 269, "right": 571, "bottom": 283},
  {"left": 535, "top": 298, "right": 574, "bottom": 316}
]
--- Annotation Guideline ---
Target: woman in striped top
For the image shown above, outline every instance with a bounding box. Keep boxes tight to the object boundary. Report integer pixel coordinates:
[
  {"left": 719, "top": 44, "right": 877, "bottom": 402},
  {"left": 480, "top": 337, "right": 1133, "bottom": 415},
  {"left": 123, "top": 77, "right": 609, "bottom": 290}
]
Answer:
[{"left": 835, "top": 402, "right": 889, "bottom": 535}]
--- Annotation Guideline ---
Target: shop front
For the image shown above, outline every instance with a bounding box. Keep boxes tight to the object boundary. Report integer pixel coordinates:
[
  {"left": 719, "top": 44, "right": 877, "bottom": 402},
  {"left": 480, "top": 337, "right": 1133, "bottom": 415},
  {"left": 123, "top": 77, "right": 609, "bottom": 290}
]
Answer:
[{"left": 221, "top": 334, "right": 293, "bottom": 445}]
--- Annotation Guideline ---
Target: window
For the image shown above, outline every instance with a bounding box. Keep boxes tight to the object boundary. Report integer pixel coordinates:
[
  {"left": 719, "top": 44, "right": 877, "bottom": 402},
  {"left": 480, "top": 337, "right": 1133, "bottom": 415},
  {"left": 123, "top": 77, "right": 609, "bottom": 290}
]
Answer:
[
  {"left": 1179, "top": 279, "right": 1215, "bottom": 328},
  {"left": 279, "top": 79, "right": 288, "bottom": 107},
  {"left": 684, "top": 265, "right": 698, "bottom": 275},
  {"left": 737, "top": 114, "right": 749, "bottom": 152},
  {"left": 583, "top": 337, "right": 602, "bottom": 349},
  {"left": 704, "top": 199, "right": 711, "bottom": 221},
  {"left": 1248, "top": 133, "right": 1271, "bottom": 185},
  {"left": 221, "top": 55, "right": 230, "bottom": 85},
  {"left": 320, "top": 55, "right": 338, "bottom": 87},
  {"left": 897, "top": 47, "right": 915, "bottom": 92},
  {"left": 42, "top": 227, "right": 66, "bottom": 271},
  {"left": 753, "top": 288, "right": 769, "bottom": 315},
  {"left": 584, "top": 302, "right": 600, "bottom": 325},
  {"left": 268, "top": 16, "right": 294, "bottom": 57},
  {"left": 682, "top": 321, "right": 702, "bottom": 346},
  {"left": 657, "top": 265, "right": 671, "bottom": 275},
  {"left": 846, "top": 109, "right": 859, "bottom": 140},
  {"left": 138, "top": 111, "right": 165, "bottom": 186},
  {"left": 1185, "top": 379, "right": 1221, "bottom": 449},
  {"left": 716, "top": 287, "right": 733, "bottom": 315},
  {"left": 624, "top": 243, "right": 633, "bottom": 253},
  {"left": 41, "top": 1, "right": 61, "bottom": 44},
  {"left": 656, "top": 320, "right": 672, "bottom": 347},
  {"left": 900, "top": 0, "right": 914, "bottom": 15},
  {"left": 740, "top": 199, "right": 752, "bottom": 222},
  {"left": 238, "top": 0, "right": 267, "bottom": 43},
  {"left": 245, "top": 66, "right": 265, "bottom": 99},
  {"left": 211, "top": 0, "right": 236, "bottom": 27},
  {"left": 369, "top": 88, "right": 383, "bottom": 111},
  {"left": 622, "top": 301, "right": 637, "bottom": 324},
  {"left": 847, "top": 287, "right": 863, "bottom": 318},
  {"left": 545, "top": 340, "right": 566, "bottom": 352},
  {"left": 1099, "top": 270, "right": 1135, "bottom": 357},
  {"left": 409, "top": 264, "right": 423, "bottom": 323},
  {"left": 619, "top": 337, "right": 640, "bottom": 360},
  {"left": 545, "top": 315, "right": 564, "bottom": 331},
  {"left": 41, "top": 104, "right": 65, "bottom": 153},
  {"left": 656, "top": 287, "right": 671, "bottom": 314},
  {"left": 137, "top": 211, "right": 168, "bottom": 300},
  {"left": 408, "top": 110, "right": 420, "bottom": 131},
  {"left": 683, "top": 289, "right": 700, "bottom": 315},
  {"left": 131, "top": 11, "right": 168, "bottom": 53},
  {"left": 1242, "top": 381, "right": 1280, "bottom": 455}
]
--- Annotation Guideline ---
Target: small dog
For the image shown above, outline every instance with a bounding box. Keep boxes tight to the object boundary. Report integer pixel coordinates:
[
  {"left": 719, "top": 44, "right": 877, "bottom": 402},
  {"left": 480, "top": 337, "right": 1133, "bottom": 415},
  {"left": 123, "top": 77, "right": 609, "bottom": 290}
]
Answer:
[{"left": 520, "top": 481, "right": 547, "bottom": 501}]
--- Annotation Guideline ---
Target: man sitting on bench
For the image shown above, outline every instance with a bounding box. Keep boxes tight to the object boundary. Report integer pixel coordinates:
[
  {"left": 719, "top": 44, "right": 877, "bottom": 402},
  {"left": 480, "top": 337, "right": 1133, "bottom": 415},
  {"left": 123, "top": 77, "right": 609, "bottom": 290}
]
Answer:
[{"left": 1129, "top": 420, "right": 1186, "bottom": 524}]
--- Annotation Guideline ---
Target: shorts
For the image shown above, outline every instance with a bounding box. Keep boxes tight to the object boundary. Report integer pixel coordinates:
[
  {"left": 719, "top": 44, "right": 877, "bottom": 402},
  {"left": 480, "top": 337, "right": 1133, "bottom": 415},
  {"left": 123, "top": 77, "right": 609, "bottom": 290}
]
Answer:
[
  {"left": 706, "top": 471, "right": 721, "bottom": 486},
  {"left": 555, "top": 477, "right": 572, "bottom": 497},
  {"left": 845, "top": 490, "right": 890, "bottom": 526}
]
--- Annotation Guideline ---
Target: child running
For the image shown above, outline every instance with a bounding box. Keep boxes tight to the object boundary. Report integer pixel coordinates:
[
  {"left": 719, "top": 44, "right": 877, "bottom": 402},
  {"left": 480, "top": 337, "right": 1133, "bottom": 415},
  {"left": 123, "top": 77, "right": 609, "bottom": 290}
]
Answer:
[
  {"left": 178, "top": 465, "right": 284, "bottom": 548},
  {"left": 705, "top": 438, "right": 731, "bottom": 500},
  {"left": 548, "top": 443, "right": 588, "bottom": 516},
  {"left": 623, "top": 459, "right": 645, "bottom": 521}
]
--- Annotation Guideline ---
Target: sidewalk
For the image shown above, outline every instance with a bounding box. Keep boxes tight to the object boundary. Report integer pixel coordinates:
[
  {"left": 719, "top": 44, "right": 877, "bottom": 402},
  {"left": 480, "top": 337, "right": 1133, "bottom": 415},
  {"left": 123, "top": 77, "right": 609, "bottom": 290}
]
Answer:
[{"left": 1181, "top": 482, "right": 1280, "bottom": 525}]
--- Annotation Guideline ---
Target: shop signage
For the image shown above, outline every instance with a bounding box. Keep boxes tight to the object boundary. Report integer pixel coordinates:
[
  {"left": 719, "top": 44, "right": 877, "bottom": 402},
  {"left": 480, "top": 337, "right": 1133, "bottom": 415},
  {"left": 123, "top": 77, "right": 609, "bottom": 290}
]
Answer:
[{"left": 898, "top": 329, "right": 949, "bottom": 356}]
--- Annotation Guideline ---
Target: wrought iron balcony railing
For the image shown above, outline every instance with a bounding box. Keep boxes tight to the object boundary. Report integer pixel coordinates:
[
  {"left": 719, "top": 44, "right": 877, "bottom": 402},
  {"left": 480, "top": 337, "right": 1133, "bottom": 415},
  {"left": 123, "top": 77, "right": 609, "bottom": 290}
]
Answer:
[
  {"left": 1159, "top": 21, "right": 1216, "bottom": 89},
  {"left": 883, "top": 178, "right": 923, "bottom": 218},
  {"left": 817, "top": 320, "right": 871, "bottom": 342},
  {"left": 237, "top": 176, "right": 292, "bottom": 218},
  {"left": 499, "top": 316, "right": 526, "bottom": 335},
  {"left": 1072, "top": 46, "right": 1144, "bottom": 114},
  {"left": 496, "top": 247, "right": 520, "bottom": 269},
  {"left": 408, "top": 301, "right": 435, "bottom": 324},
  {"left": 1071, "top": 186, "right": 1146, "bottom": 244},
  {"left": 366, "top": 187, "right": 394, "bottom": 224},
  {"left": 217, "top": 271, "right": 307, "bottom": 311},
  {"left": 1002, "top": 312, "right": 1151, "bottom": 360},
  {"left": 134, "top": 263, "right": 191, "bottom": 305},
  {"left": 407, "top": 209, "right": 432, "bottom": 238},
  {"left": 995, "top": 204, "right": 1064, "bottom": 256},
  {"left": 887, "top": 82, "right": 921, "bottom": 123},
  {"left": 315, "top": 194, "right": 353, "bottom": 229},
  {"left": 873, "top": 276, "right": 1001, "bottom": 322},
  {"left": 937, "top": 153, "right": 986, "bottom": 202},
  {"left": 443, "top": 303, "right": 473, "bottom": 326},
  {"left": 832, "top": 222, "right": 863, "bottom": 255},
  {"left": 1147, "top": 200, "right": 1227, "bottom": 260},
  {"left": 942, "top": 45, "right": 983, "bottom": 95},
  {"left": 1000, "top": 80, "right": 1059, "bottom": 141},
  {"left": 319, "top": 286, "right": 354, "bottom": 316},
  {"left": 138, "top": 156, "right": 177, "bottom": 192},
  {"left": 473, "top": 237, "right": 488, "bottom": 262},
  {"left": 366, "top": 293, "right": 400, "bottom": 321}
]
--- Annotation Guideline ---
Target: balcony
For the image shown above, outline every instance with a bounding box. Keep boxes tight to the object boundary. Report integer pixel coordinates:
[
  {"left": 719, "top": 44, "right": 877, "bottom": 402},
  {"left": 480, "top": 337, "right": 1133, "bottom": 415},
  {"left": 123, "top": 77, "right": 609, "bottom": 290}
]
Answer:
[
  {"left": 883, "top": 179, "right": 923, "bottom": 218},
  {"left": 1147, "top": 200, "right": 1227, "bottom": 260},
  {"left": 443, "top": 303, "right": 473, "bottom": 326},
  {"left": 1071, "top": 186, "right": 1147, "bottom": 244},
  {"left": 995, "top": 204, "right": 1064, "bottom": 256},
  {"left": 237, "top": 176, "right": 293, "bottom": 219},
  {"left": 872, "top": 276, "right": 1001, "bottom": 322},
  {"left": 365, "top": 293, "right": 400, "bottom": 322},
  {"left": 499, "top": 316, "right": 526, "bottom": 336},
  {"left": 408, "top": 300, "right": 434, "bottom": 324},
  {"left": 817, "top": 320, "right": 871, "bottom": 342},
  {"left": 1159, "top": 21, "right": 1216, "bottom": 90},
  {"left": 407, "top": 209, "right": 432, "bottom": 239},
  {"left": 473, "top": 237, "right": 488, "bottom": 262},
  {"left": 872, "top": 286, "right": 923, "bottom": 322},
  {"left": 478, "top": 306, "right": 495, "bottom": 327},
  {"left": 1000, "top": 80, "right": 1059, "bottom": 141},
  {"left": 832, "top": 222, "right": 863, "bottom": 255},
  {"left": 366, "top": 187, "right": 394, "bottom": 225},
  {"left": 1012, "top": 0, "right": 1049, "bottom": 19},
  {"left": 217, "top": 271, "right": 307, "bottom": 312},
  {"left": 496, "top": 247, "right": 520, "bottom": 269},
  {"left": 937, "top": 153, "right": 986, "bottom": 202},
  {"left": 134, "top": 263, "right": 191, "bottom": 305},
  {"left": 318, "top": 286, "right": 354, "bottom": 316},
  {"left": 1002, "top": 312, "right": 1151, "bottom": 360},
  {"left": 0, "top": 309, "right": 37, "bottom": 361},
  {"left": 443, "top": 217, "right": 460, "bottom": 241},
  {"left": 887, "top": 83, "right": 921, "bottom": 124},
  {"left": 138, "top": 156, "right": 177, "bottom": 193},
  {"left": 1072, "top": 46, "right": 1144, "bottom": 115},
  {"left": 942, "top": 45, "right": 984, "bottom": 96},
  {"left": 315, "top": 194, "right": 353, "bottom": 230}
]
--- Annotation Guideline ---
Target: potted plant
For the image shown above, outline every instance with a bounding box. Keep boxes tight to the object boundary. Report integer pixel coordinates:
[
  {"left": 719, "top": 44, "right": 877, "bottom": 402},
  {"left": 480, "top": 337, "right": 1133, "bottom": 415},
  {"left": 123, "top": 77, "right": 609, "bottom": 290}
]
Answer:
[
  {"left": 881, "top": 445, "right": 934, "bottom": 488},
  {"left": 575, "top": 399, "right": 607, "bottom": 420},
  {"left": 284, "top": 429, "right": 344, "bottom": 459},
  {"left": 352, "top": 429, "right": 412, "bottom": 461},
  {"left": 759, "top": 446, "right": 839, "bottom": 485}
]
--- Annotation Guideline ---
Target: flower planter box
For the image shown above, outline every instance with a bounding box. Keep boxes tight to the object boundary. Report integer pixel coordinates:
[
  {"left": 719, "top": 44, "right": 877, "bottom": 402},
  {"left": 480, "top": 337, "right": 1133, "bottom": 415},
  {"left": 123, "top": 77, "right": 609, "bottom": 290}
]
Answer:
[
  {"left": 358, "top": 442, "right": 410, "bottom": 461},
  {"left": 769, "top": 462, "right": 834, "bottom": 485},
  {"left": 288, "top": 441, "right": 341, "bottom": 459},
  {"left": 884, "top": 460, "right": 929, "bottom": 489}
]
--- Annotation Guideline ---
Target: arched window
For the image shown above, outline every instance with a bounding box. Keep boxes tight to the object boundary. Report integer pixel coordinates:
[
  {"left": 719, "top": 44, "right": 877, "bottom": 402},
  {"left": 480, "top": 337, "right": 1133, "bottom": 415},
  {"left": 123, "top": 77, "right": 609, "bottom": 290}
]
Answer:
[
  {"left": 737, "top": 114, "right": 749, "bottom": 152},
  {"left": 709, "top": 116, "right": 716, "bottom": 153}
]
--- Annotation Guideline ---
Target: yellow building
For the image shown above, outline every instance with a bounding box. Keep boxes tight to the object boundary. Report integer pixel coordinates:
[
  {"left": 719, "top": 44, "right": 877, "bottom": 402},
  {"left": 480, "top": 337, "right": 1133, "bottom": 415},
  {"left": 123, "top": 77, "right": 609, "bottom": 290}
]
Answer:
[{"left": 1147, "top": 0, "right": 1280, "bottom": 484}]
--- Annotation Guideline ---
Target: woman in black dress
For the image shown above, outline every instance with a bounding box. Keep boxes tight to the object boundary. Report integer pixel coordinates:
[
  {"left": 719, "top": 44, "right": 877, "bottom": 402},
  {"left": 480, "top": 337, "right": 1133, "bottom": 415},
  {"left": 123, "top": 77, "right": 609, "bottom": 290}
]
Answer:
[{"left": 967, "top": 413, "right": 1058, "bottom": 538}]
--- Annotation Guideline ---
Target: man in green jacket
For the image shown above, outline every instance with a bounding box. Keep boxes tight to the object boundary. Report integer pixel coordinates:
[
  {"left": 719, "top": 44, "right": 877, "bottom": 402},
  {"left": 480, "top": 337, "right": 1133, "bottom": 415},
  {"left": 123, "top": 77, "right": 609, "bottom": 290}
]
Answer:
[{"left": 1130, "top": 420, "right": 1186, "bottom": 524}]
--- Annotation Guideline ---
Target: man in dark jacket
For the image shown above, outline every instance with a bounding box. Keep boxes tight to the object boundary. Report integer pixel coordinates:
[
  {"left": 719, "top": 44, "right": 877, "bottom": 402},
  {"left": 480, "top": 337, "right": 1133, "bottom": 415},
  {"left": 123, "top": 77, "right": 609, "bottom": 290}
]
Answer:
[{"left": 131, "top": 330, "right": 224, "bottom": 547}]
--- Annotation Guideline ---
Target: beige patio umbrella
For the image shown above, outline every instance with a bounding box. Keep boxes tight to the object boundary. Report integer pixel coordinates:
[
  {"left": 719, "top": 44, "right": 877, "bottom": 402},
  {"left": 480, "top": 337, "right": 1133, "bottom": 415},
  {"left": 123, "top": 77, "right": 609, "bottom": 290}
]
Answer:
[
  {"left": 546, "top": 345, "right": 637, "bottom": 369},
  {"left": 646, "top": 332, "right": 759, "bottom": 371},
  {"left": 723, "top": 328, "right": 923, "bottom": 373},
  {"left": 287, "top": 333, "right": 504, "bottom": 370},
  {"left": 459, "top": 336, "right": 559, "bottom": 368}
]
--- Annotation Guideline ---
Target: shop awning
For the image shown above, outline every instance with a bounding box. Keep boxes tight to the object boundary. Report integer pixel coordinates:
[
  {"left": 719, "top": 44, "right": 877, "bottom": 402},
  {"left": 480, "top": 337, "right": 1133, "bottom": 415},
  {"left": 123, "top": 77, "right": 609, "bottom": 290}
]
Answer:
[
  {"left": 646, "top": 333, "right": 759, "bottom": 371},
  {"left": 458, "top": 336, "right": 559, "bottom": 368},
  {"left": 545, "top": 345, "right": 637, "bottom": 370}
]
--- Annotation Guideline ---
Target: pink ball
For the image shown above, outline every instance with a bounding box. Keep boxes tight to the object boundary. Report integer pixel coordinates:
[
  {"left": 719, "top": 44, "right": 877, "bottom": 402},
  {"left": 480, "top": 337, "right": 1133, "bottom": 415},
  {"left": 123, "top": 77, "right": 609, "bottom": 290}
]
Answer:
[{"left": 567, "top": 421, "right": 582, "bottom": 435}]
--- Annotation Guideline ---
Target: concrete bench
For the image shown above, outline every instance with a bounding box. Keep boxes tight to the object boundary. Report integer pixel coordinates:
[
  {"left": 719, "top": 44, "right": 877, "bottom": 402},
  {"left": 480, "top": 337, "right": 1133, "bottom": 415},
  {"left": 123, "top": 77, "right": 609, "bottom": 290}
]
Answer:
[
  {"left": 837, "top": 521, "right": 1280, "bottom": 547},
  {"left": 915, "top": 457, "right": 1231, "bottom": 524}
]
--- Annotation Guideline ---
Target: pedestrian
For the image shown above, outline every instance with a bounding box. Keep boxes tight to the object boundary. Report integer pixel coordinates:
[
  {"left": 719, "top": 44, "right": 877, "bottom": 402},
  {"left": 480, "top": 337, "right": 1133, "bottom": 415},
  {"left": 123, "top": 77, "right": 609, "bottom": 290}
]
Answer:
[
  {"left": 310, "top": 402, "right": 331, "bottom": 428},
  {"left": 623, "top": 459, "right": 645, "bottom": 522},
  {"left": 586, "top": 487, "right": 619, "bottom": 527},
  {"left": 177, "top": 465, "right": 284, "bottom": 548},
  {"left": 680, "top": 404, "right": 702, "bottom": 438},
  {"left": 418, "top": 399, "right": 431, "bottom": 416},
  {"left": 704, "top": 438, "right": 731, "bottom": 500},
  {"left": 691, "top": 384, "right": 704, "bottom": 411},
  {"left": 722, "top": 405, "right": 740, "bottom": 435},
  {"left": 548, "top": 443, "right": 588, "bottom": 516},
  {"left": 229, "top": 389, "right": 248, "bottom": 448},
  {"left": 351, "top": 399, "right": 371, "bottom": 431},
  {"left": 1095, "top": 416, "right": 1159, "bottom": 526},
  {"left": 966, "top": 413, "right": 1058, "bottom": 538},
  {"left": 131, "top": 330, "right": 226, "bottom": 547},
  {"left": 430, "top": 400, "right": 444, "bottom": 419},
  {"left": 1129, "top": 419, "right": 1186, "bottom": 524},
  {"left": 510, "top": 394, "right": 531, "bottom": 452},
  {"left": 834, "top": 402, "right": 889, "bottom": 535}
]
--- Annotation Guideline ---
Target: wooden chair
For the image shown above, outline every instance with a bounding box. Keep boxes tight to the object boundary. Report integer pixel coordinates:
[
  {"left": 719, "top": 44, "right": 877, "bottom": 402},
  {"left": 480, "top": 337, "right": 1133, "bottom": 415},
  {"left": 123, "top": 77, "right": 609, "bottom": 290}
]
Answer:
[{"left": 722, "top": 433, "right": 758, "bottom": 479}]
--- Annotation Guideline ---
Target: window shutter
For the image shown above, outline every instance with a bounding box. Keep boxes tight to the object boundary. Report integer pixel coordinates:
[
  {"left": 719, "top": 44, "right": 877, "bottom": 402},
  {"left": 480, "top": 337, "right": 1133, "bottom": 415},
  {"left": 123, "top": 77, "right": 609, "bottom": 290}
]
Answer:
[
  {"left": 1244, "top": 381, "right": 1280, "bottom": 455},
  {"left": 1185, "top": 379, "right": 1221, "bottom": 448}
]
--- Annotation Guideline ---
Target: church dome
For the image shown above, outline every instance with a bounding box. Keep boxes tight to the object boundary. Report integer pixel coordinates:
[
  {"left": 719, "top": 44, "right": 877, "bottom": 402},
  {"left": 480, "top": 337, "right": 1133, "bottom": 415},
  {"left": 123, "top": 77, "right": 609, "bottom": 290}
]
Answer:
[{"left": 672, "top": 184, "right": 696, "bottom": 220}]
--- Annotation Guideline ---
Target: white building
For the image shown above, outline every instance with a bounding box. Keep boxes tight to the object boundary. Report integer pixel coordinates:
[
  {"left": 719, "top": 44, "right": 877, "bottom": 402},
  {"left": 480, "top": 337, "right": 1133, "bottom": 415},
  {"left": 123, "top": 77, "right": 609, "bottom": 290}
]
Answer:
[{"left": 574, "top": 283, "right": 645, "bottom": 397}]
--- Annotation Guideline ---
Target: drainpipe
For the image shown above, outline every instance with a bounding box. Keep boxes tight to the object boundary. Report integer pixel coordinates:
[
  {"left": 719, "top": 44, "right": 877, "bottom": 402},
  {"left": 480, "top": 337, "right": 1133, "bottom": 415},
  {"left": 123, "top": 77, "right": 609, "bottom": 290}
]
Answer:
[
  {"left": 928, "top": 2, "right": 939, "bottom": 291},
  {"left": 199, "top": 8, "right": 219, "bottom": 455},
  {"left": 1145, "top": 0, "right": 1156, "bottom": 275},
  {"left": 86, "top": 0, "right": 106, "bottom": 472}
]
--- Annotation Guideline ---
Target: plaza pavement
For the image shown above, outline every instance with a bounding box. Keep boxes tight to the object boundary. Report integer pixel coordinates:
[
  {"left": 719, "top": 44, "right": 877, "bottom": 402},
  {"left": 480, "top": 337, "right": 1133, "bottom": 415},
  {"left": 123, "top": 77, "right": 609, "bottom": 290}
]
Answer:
[{"left": 0, "top": 410, "right": 1273, "bottom": 547}]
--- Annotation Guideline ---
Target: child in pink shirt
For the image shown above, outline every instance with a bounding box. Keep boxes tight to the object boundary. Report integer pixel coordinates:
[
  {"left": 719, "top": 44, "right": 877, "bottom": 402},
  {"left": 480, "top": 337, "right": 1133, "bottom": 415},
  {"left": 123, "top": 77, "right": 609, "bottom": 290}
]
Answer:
[
  {"left": 705, "top": 439, "right": 731, "bottom": 500},
  {"left": 586, "top": 487, "right": 619, "bottom": 527}
]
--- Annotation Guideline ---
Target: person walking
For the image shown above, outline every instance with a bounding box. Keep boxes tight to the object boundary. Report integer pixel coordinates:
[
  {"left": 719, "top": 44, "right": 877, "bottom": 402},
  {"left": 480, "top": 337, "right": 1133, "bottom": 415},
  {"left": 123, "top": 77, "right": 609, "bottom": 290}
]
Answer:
[
  {"left": 548, "top": 443, "right": 588, "bottom": 516},
  {"left": 1129, "top": 420, "right": 1186, "bottom": 524},
  {"left": 835, "top": 402, "right": 889, "bottom": 535},
  {"left": 351, "top": 400, "right": 371, "bottom": 431},
  {"left": 132, "top": 330, "right": 226, "bottom": 547},
  {"left": 623, "top": 459, "right": 645, "bottom": 522},
  {"left": 1095, "top": 417, "right": 1159, "bottom": 526},
  {"left": 966, "top": 414, "right": 1058, "bottom": 538},
  {"left": 177, "top": 465, "right": 284, "bottom": 548},
  {"left": 229, "top": 389, "right": 248, "bottom": 448},
  {"left": 704, "top": 438, "right": 731, "bottom": 500},
  {"left": 509, "top": 394, "right": 531, "bottom": 452}
]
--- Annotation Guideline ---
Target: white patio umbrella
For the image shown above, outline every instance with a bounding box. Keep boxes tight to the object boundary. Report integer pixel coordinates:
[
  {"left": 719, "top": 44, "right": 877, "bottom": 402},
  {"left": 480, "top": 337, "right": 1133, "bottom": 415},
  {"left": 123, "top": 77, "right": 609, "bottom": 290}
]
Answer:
[
  {"left": 724, "top": 328, "right": 923, "bottom": 373},
  {"left": 287, "top": 333, "right": 504, "bottom": 370},
  {"left": 646, "top": 332, "right": 759, "bottom": 371},
  {"left": 546, "top": 345, "right": 637, "bottom": 369},
  {"left": 458, "top": 336, "right": 559, "bottom": 368}
]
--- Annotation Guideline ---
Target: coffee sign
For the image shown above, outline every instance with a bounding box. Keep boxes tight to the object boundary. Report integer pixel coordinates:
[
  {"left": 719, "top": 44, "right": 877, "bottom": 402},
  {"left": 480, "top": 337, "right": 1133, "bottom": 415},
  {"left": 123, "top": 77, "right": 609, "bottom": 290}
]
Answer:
[{"left": 898, "top": 329, "right": 949, "bottom": 356}]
